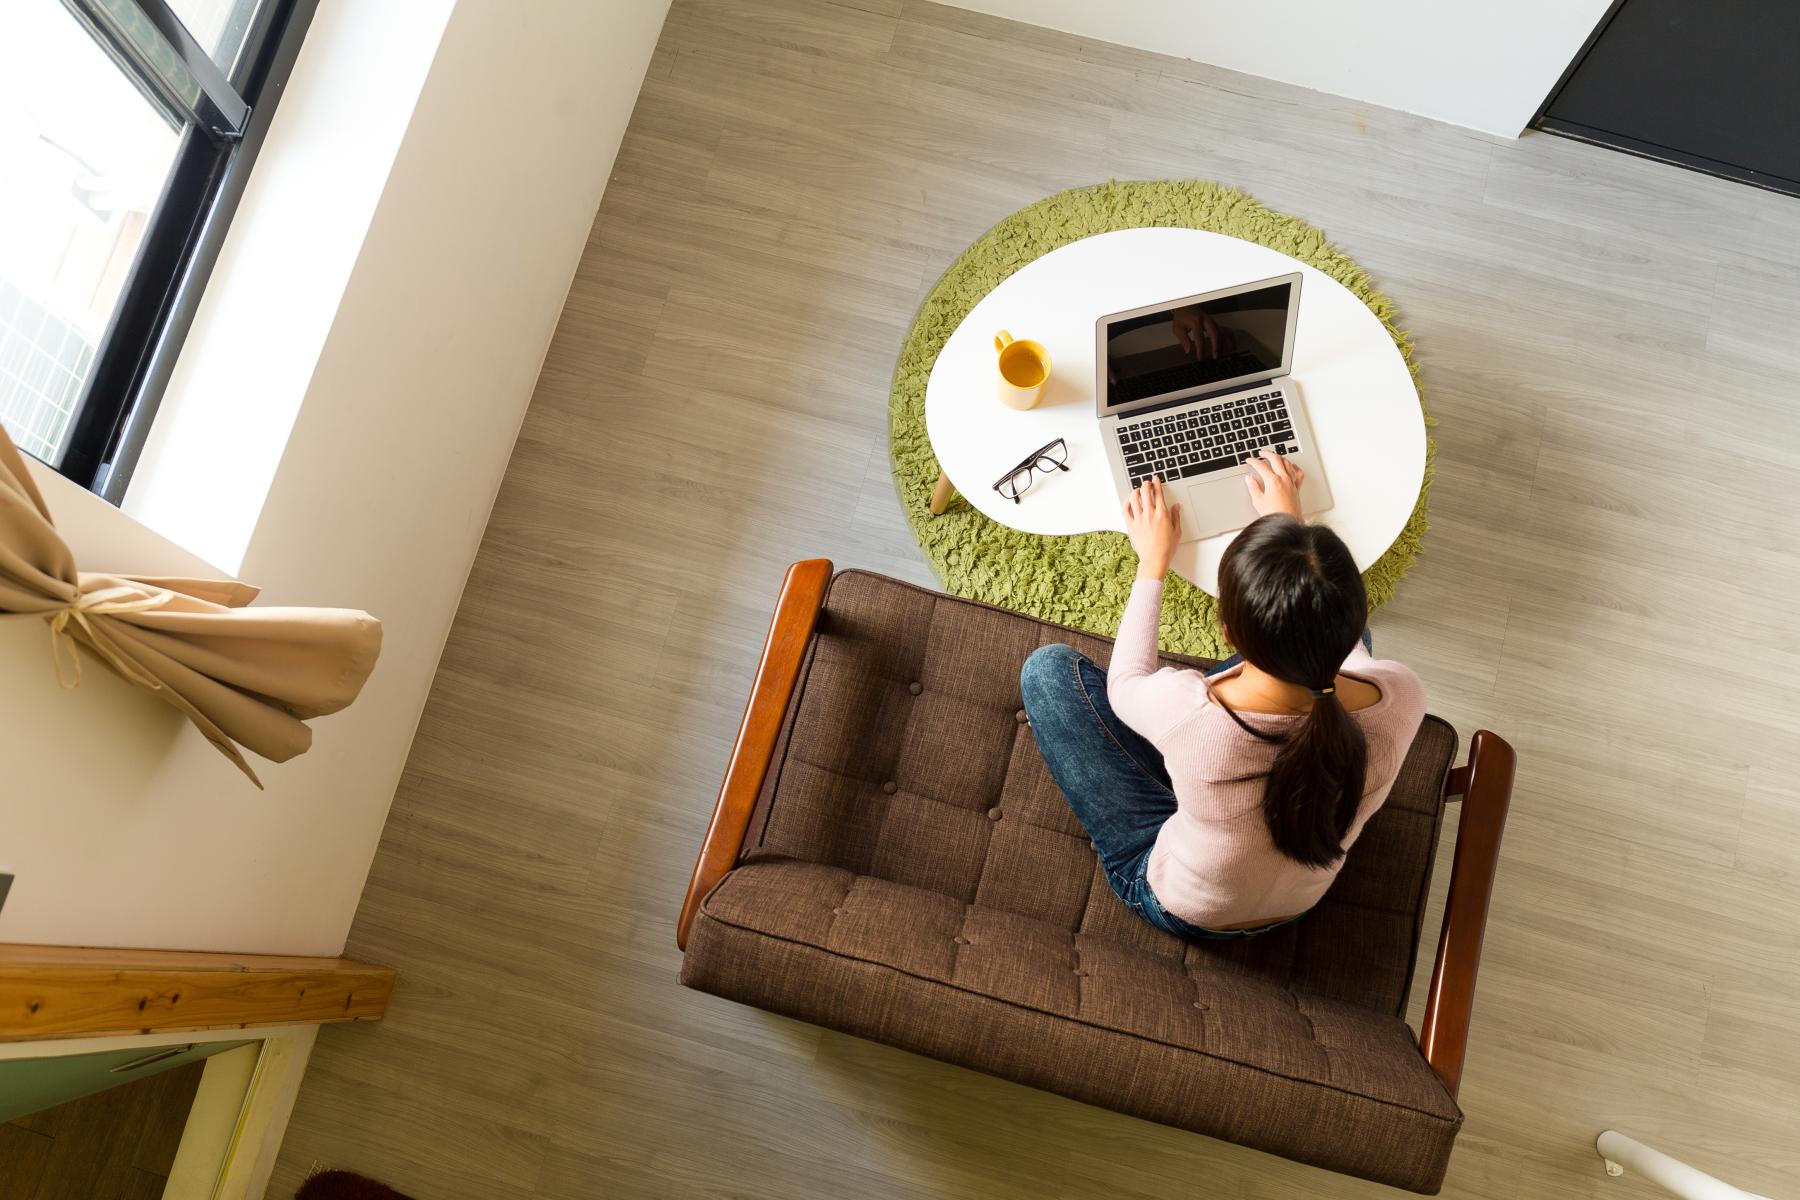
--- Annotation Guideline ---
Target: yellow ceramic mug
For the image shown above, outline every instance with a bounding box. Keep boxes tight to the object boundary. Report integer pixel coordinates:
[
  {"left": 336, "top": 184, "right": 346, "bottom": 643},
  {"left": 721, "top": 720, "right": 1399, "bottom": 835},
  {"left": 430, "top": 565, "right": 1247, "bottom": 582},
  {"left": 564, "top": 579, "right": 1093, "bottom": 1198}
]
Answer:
[{"left": 994, "top": 330, "right": 1050, "bottom": 410}]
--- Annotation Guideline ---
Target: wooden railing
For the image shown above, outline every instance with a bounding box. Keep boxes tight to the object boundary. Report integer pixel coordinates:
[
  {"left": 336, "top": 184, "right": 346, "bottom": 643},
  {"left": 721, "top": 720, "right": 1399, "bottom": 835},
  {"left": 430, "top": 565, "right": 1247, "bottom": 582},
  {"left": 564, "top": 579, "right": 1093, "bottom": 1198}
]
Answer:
[{"left": 0, "top": 944, "right": 395, "bottom": 1041}]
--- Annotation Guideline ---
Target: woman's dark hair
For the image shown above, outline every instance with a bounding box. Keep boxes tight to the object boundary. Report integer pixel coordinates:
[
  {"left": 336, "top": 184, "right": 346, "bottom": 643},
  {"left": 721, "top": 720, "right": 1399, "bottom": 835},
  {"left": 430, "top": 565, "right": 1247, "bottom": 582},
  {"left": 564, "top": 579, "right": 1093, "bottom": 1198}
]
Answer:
[{"left": 1216, "top": 514, "right": 1370, "bottom": 868}]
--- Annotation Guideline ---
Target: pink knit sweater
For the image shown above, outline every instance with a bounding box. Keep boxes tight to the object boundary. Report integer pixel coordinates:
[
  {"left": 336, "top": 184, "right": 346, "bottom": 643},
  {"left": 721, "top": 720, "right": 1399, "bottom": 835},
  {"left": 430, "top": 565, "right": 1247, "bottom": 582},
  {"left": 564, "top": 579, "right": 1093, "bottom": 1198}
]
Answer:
[{"left": 1109, "top": 578, "right": 1428, "bottom": 929}]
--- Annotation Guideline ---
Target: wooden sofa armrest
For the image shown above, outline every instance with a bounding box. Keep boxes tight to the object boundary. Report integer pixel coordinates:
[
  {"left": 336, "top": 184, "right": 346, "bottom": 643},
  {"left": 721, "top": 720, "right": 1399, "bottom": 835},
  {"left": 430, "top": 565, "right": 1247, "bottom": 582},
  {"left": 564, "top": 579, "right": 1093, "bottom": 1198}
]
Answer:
[
  {"left": 676, "top": 559, "right": 834, "bottom": 949},
  {"left": 1418, "top": 729, "right": 1516, "bottom": 1098}
]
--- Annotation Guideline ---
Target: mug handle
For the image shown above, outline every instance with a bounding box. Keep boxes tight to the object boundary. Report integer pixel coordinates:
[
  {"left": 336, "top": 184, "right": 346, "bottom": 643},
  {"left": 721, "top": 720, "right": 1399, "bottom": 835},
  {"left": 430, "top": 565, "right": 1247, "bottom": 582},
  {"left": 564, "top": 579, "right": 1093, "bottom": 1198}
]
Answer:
[{"left": 994, "top": 330, "right": 1013, "bottom": 353}]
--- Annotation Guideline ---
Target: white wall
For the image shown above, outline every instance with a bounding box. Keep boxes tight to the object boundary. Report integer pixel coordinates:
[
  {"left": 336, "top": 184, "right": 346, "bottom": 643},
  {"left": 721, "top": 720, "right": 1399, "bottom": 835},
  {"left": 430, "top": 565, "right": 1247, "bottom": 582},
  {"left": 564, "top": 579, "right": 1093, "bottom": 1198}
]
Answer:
[
  {"left": 939, "top": 0, "right": 1611, "bottom": 137},
  {"left": 0, "top": 0, "right": 671, "bottom": 957},
  {"left": 121, "top": 0, "right": 457, "bottom": 574}
]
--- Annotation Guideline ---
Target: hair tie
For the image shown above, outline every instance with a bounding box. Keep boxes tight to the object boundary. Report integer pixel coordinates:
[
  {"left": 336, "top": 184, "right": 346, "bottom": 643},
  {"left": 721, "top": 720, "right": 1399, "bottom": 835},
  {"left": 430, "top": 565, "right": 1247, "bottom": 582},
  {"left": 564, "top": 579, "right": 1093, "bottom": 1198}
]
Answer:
[{"left": 1309, "top": 685, "right": 1335, "bottom": 698}]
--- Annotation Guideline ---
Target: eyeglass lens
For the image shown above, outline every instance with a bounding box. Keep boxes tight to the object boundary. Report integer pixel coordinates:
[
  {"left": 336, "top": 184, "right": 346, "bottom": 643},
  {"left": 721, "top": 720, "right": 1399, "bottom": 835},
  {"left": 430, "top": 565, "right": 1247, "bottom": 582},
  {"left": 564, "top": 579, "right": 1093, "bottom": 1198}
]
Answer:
[{"left": 998, "top": 468, "right": 1035, "bottom": 501}]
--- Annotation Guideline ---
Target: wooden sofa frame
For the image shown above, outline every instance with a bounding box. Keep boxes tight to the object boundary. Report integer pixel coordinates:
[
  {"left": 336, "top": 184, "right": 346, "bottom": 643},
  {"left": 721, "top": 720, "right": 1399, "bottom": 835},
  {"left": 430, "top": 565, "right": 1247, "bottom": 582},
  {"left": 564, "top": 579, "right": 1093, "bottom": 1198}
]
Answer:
[{"left": 677, "top": 559, "right": 1515, "bottom": 1100}]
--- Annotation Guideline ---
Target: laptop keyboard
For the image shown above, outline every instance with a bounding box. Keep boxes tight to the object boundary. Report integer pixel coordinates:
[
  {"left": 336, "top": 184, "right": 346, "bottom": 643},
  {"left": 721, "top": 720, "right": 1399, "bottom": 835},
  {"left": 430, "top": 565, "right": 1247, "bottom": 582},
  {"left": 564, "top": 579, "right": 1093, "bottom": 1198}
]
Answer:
[{"left": 1118, "top": 388, "right": 1298, "bottom": 490}]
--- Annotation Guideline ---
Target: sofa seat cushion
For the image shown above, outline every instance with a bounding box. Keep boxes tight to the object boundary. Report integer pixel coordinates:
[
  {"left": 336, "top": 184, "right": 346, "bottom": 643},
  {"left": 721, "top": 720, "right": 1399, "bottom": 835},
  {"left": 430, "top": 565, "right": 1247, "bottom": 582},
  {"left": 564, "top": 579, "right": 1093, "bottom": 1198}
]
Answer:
[
  {"left": 683, "top": 859, "right": 1463, "bottom": 1192},
  {"left": 749, "top": 570, "right": 1459, "bottom": 1019}
]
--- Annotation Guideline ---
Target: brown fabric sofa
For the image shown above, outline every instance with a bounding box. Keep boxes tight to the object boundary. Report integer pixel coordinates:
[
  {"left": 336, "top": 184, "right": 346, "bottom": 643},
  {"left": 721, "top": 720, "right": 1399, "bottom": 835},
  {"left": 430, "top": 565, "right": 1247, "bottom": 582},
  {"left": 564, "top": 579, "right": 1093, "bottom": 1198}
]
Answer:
[{"left": 678, "top": 562, "right": 1513, "bottom": 1193}]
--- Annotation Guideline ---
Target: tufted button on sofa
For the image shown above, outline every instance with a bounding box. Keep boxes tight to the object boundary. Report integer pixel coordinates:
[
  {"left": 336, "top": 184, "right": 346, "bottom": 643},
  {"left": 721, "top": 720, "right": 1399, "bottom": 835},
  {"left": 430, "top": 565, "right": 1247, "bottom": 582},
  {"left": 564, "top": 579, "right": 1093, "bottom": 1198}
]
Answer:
[{"left": 678, "top": 563, "right": 1514, "bottom": 1194}]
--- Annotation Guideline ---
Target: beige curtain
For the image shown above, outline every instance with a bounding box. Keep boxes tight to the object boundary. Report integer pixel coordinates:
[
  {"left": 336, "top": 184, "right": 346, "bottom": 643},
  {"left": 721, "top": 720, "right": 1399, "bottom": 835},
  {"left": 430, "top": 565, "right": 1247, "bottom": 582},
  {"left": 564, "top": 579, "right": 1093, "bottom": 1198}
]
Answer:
[{"left": 0, "top": 424, "right": 381, "bottom": 788}]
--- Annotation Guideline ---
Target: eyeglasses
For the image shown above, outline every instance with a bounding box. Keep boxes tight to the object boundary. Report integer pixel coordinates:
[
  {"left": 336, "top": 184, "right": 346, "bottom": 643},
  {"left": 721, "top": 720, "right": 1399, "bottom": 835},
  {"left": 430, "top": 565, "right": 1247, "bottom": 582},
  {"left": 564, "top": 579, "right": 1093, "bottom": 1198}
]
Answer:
[{"left": 992, "top": 438, "right": 1069, "bottom": 504}]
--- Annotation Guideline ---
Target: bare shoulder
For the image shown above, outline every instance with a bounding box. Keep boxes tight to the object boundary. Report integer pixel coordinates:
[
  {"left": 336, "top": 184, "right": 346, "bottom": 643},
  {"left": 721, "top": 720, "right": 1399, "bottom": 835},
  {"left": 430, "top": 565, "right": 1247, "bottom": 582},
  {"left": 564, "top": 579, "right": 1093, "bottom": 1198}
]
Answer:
[
  {"left": 1350, "top": 657, "right": 1428, "bottom": 718},
  {"left": 1337, "top": 675, "right": 1385, "bottom": 712}
]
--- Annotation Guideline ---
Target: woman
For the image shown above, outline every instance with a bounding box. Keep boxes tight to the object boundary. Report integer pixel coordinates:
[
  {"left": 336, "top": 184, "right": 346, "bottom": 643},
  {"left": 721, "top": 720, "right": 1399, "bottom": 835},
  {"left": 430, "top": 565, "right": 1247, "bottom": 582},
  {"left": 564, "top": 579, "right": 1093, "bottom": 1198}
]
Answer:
[{"left": 1020, "top": 450, "right": 1426, "bottom": 940}]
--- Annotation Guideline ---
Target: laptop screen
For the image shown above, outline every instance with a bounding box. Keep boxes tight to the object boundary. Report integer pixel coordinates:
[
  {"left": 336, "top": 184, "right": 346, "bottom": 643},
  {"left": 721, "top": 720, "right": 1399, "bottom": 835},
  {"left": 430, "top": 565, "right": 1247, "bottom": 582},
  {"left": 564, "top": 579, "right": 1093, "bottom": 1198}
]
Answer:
[{"left": 1101, "top": 280, "right": 1294, "bottom": 413}]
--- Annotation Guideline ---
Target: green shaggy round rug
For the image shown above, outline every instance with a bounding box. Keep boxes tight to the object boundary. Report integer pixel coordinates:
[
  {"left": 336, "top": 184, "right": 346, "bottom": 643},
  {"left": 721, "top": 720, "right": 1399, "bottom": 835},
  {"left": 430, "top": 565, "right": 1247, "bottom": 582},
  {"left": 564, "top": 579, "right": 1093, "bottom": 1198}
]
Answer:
[{"left": 888, "top": 180, "right": 1432, "bottom": 658}]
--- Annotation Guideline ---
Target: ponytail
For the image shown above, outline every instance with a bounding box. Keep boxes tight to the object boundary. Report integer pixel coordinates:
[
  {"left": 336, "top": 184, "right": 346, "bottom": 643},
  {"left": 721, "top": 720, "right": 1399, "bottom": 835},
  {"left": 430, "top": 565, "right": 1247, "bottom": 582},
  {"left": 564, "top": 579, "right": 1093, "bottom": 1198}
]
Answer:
[
  {"left": 1262, "top": 694, "right": 1368, "bottom": 867},
  {"left": 1216, "top": 515, "right": 1371, "bottom": 868}
]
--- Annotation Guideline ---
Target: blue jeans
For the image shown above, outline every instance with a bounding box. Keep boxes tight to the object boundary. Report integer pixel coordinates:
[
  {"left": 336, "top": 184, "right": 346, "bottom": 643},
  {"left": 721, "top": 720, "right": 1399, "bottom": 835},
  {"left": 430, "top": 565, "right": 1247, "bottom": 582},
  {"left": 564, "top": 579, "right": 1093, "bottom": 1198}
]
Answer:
[{"left": 1019, "top": 643, "right": 1299, "bottom": 942}]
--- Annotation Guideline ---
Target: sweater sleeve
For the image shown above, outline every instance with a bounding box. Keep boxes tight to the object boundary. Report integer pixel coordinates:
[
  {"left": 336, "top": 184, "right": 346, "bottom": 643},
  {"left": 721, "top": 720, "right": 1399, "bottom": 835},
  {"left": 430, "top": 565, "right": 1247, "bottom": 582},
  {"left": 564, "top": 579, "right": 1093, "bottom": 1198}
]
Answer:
[{"left": 1106, "top": 577, "right": 1193, "bottom": 743}]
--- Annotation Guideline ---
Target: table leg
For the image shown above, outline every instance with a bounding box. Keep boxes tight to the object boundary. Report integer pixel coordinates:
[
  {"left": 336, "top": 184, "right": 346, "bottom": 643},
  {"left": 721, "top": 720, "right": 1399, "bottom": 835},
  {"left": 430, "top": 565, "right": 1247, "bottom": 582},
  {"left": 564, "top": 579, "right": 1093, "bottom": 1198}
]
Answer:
[{"left": 929, "top": 472, "right": 956, "bottom": 516}]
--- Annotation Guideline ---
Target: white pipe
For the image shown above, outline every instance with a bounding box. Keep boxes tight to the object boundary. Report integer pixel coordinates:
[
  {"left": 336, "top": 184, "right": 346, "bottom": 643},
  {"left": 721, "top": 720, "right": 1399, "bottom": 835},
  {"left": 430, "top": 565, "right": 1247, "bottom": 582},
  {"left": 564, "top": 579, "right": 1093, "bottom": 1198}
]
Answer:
[{"left": 1597, "top": 1131, "right": 1776, "bottom": 1200}]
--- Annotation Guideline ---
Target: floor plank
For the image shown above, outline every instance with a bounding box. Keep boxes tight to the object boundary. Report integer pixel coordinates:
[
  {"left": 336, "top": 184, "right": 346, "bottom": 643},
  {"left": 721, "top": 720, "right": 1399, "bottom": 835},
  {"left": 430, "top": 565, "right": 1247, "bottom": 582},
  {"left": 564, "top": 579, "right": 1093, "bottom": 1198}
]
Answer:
[{"left": 0, "top": 1125, "right": 53, "bottom": 1200}]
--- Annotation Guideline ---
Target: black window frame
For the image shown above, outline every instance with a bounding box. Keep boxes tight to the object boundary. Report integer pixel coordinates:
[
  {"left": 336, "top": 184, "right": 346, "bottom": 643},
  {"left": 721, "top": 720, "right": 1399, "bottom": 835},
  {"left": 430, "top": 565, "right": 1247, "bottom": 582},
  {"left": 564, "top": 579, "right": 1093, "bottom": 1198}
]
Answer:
[{"left": 44, "top": 0, "right": 319, "bottom": 501}]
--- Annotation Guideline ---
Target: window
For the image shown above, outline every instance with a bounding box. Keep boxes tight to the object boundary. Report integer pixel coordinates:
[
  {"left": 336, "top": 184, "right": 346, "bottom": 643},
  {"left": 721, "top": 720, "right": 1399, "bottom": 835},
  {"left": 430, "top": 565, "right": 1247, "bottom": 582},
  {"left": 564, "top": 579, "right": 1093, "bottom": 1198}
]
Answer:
[{"left": 0, "top": 0, "right": 315, "bottom": 500}]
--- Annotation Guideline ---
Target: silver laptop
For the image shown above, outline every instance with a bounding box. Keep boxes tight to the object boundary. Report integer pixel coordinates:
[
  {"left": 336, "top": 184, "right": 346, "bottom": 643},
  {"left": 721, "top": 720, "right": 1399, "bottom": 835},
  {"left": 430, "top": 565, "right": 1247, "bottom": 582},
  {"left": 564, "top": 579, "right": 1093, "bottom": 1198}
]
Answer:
[{"left": 1096, "top": 272, "right": 1332, "bottom": 541}]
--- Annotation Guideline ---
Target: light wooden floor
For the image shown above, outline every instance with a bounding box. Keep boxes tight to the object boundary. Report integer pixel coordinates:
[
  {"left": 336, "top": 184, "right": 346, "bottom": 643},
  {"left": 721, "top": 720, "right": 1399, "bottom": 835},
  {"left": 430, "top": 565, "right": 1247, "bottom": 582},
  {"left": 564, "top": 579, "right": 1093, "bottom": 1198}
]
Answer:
[{"left": 270, "top": 2, "right": 1800, "bottom": 1196}]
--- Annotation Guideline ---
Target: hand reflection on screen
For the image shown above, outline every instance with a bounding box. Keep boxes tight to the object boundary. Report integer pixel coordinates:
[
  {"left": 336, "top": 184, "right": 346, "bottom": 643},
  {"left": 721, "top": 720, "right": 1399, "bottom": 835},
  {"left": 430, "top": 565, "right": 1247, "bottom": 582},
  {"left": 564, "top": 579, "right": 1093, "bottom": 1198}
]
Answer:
[{"left": 1171, "top": 306, "right": 1236, "bottom": 361}]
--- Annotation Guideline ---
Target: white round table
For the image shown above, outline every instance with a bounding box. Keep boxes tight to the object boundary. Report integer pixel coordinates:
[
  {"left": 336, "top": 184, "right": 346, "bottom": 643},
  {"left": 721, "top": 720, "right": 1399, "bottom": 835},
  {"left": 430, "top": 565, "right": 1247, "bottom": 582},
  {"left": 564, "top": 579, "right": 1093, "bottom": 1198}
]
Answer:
[{"left": 924, "top": 227, "right": 1425, "bottom": 595}]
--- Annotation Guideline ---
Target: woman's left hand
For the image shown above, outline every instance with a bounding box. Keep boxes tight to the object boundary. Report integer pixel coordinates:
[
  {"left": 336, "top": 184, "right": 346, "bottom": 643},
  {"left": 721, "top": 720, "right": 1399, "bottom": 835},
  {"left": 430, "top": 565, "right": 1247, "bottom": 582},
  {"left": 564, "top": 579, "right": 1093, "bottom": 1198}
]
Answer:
[{"left": 1124, "top": 477, "right": 1182, "bottom": 580}]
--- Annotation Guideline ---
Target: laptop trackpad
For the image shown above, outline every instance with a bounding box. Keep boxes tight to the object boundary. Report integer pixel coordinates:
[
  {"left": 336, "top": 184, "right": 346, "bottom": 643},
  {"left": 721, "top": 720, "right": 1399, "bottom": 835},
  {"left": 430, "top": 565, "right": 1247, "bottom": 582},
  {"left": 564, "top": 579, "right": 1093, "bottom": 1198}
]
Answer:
[{"left": 1180, "top": 472, "right": 1259, "bottom": 541}]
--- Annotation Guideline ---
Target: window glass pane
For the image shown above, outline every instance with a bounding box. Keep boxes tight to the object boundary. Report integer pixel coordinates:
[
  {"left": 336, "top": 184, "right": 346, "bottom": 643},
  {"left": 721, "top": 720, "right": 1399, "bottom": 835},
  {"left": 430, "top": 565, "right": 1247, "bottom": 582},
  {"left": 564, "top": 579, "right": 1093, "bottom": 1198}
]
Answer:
[
  {"left": 166, "top": 0, "right": 266, "bottom": 76},
  {"left": 0, "top": 5, "right": 181, "bottom": 465}
]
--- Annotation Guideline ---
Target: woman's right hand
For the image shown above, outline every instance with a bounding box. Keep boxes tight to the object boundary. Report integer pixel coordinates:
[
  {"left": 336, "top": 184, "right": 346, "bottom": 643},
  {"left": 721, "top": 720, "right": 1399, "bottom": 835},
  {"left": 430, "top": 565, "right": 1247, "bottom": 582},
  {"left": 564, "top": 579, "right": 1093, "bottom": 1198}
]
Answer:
[
  {"left": 1245, "top": 448, "right": 1306, "bottom": 520},
  {"left": 1123, "top": 477, "right": 1182, "bottom": 579}
]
